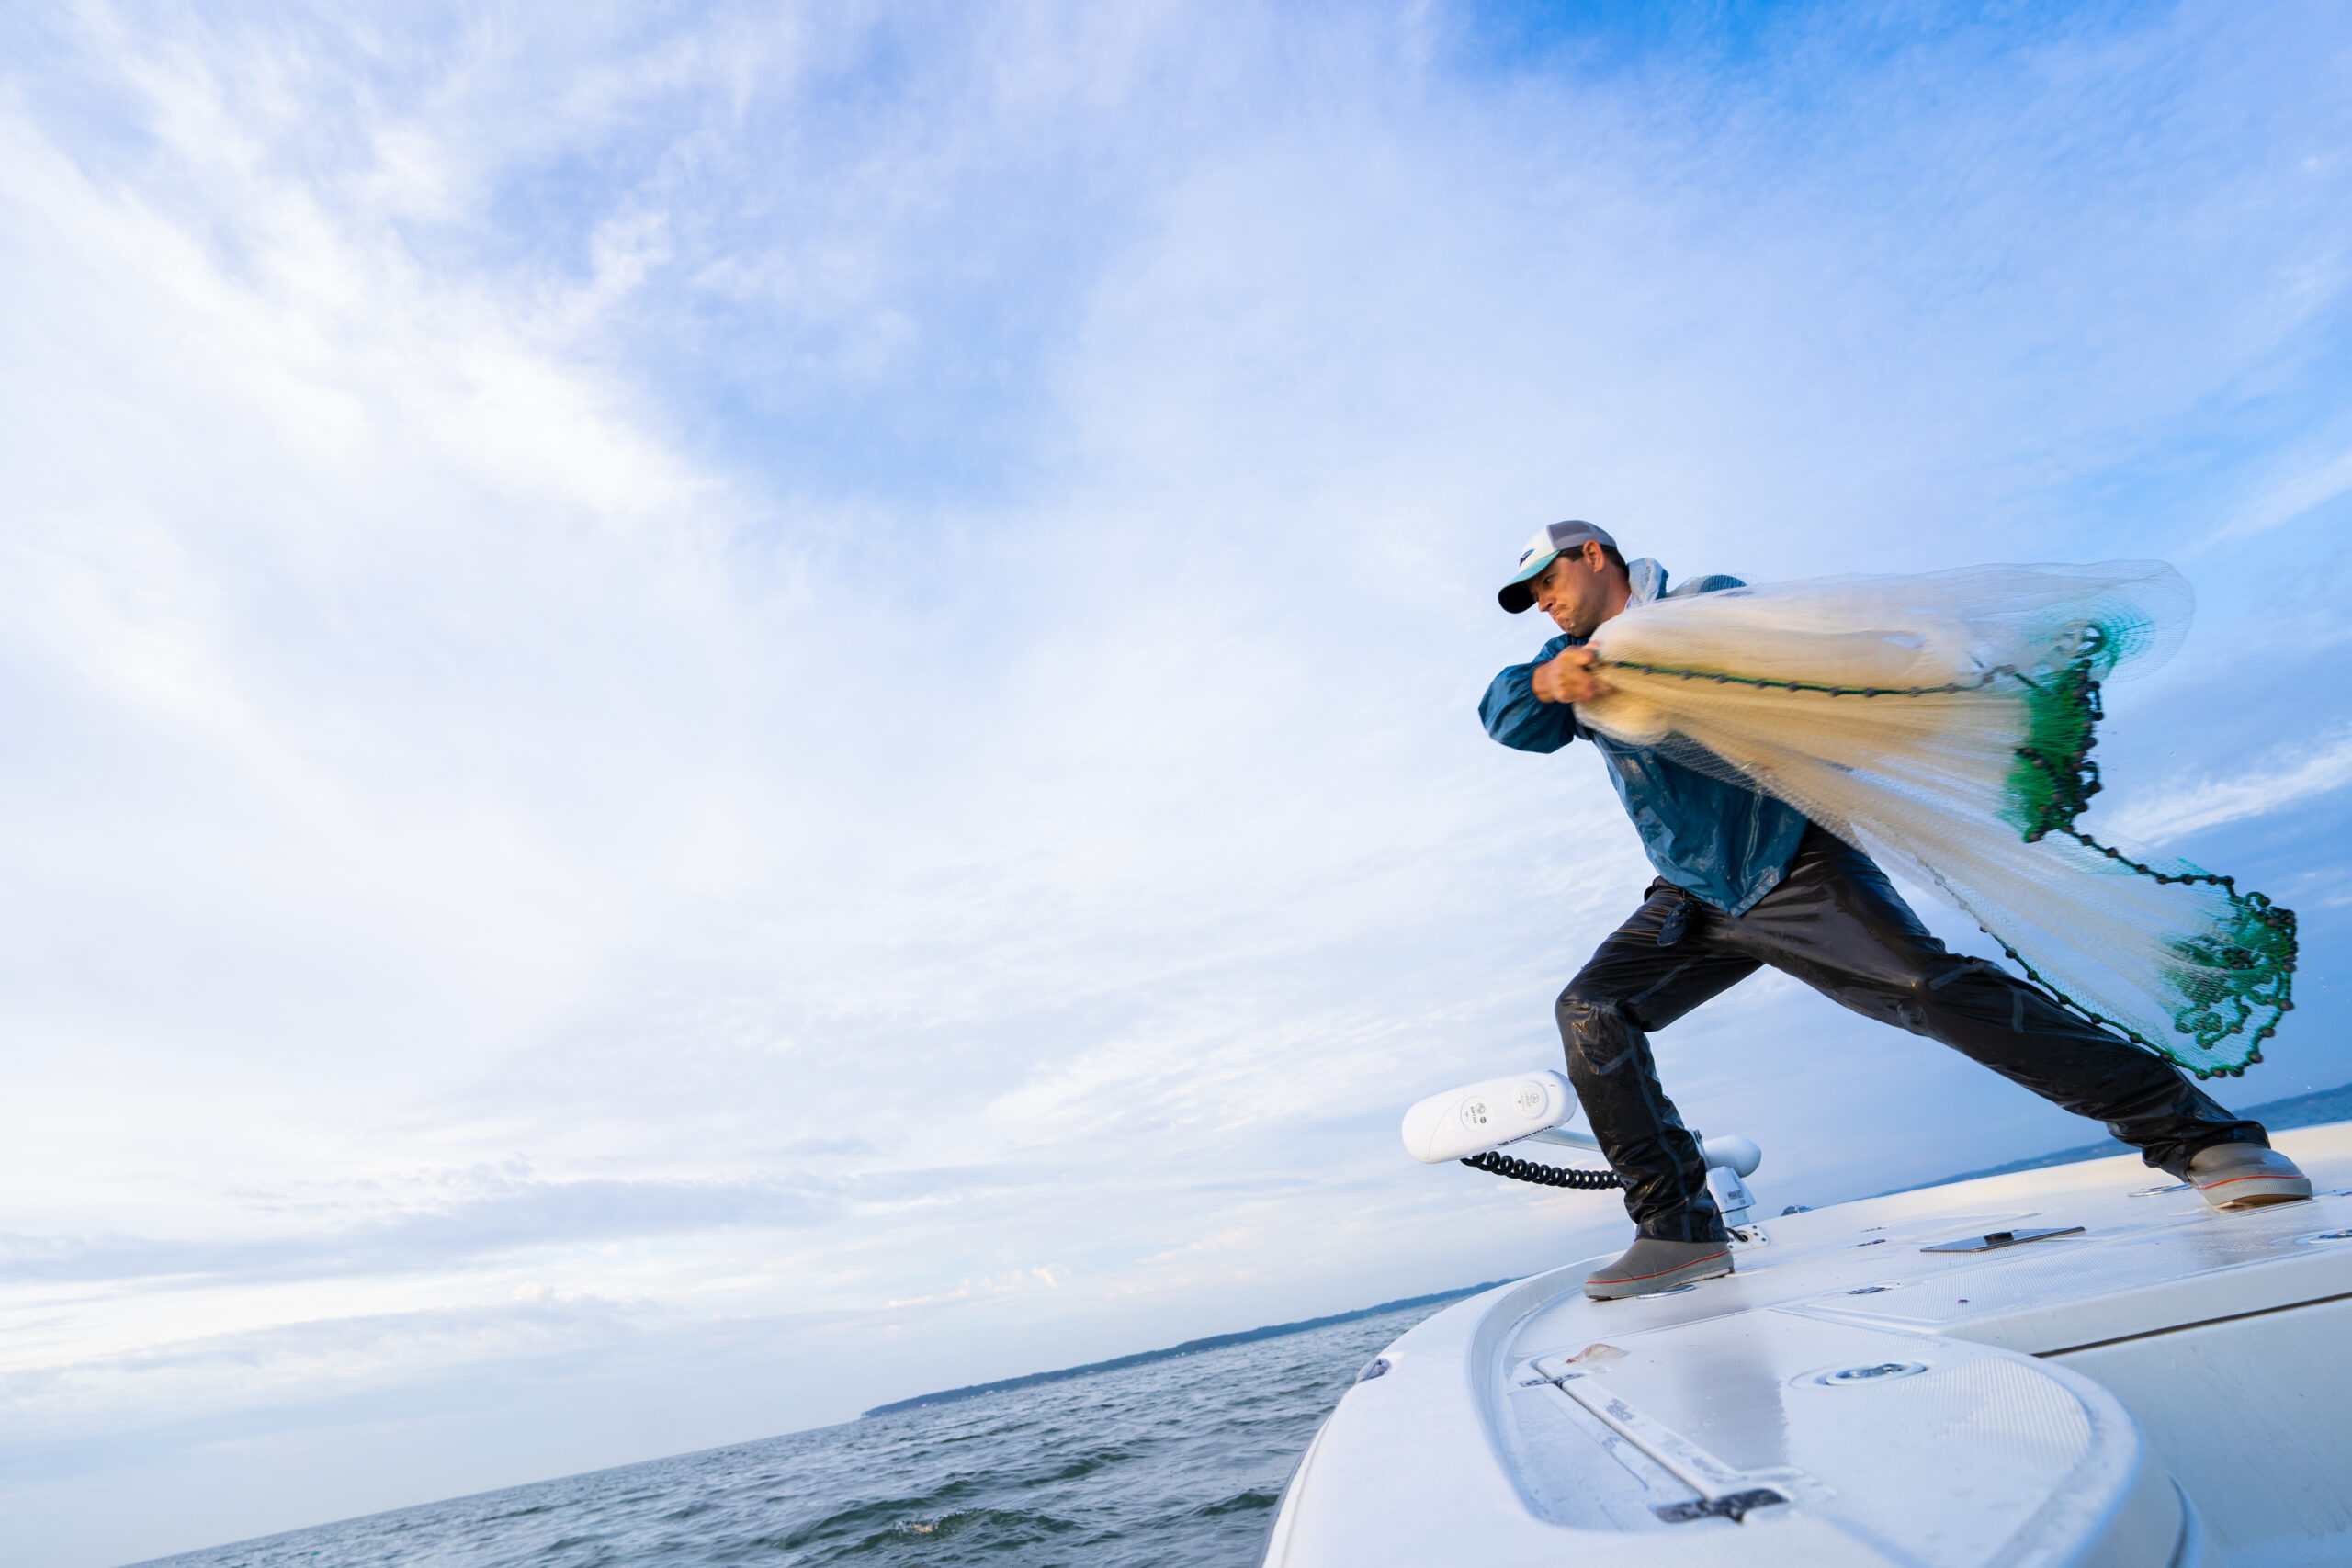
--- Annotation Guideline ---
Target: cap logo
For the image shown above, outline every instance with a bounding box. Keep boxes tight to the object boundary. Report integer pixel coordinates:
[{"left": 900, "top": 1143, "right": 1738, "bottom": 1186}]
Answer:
[{"left": 1518, "top": 547, "right": 1539, "bottom": 566}]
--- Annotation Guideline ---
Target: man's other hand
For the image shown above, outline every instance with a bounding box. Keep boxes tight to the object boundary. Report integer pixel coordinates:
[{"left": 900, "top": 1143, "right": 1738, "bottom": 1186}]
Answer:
[{"left": 1532, "top": 646, "right": 1615, "bottom": 704}]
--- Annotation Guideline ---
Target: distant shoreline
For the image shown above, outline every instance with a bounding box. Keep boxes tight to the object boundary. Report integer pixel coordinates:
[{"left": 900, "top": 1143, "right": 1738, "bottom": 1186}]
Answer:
[{"left": 860, "top": 1279, "right": 1513, "bottom": 1418}]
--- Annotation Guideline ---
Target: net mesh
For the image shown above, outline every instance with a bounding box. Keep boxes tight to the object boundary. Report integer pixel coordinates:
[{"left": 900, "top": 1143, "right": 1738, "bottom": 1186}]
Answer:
[{"left": 1579, "top": 562, "right": 2294, "bottom": 1079}]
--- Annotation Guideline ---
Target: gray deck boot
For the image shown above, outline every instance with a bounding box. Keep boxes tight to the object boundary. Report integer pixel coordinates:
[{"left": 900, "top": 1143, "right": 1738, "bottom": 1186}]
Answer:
[
  {"left": 1584, "top": 1237, "right": 1734, "bottom": 1300},
  {"left": 2189, "top": 1144, "right": 2312, "bottom": 1212}
]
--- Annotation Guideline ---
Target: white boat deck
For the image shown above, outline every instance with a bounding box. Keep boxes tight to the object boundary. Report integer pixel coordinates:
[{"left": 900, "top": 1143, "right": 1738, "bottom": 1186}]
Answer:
[{"left": 1264, "top": 1122, "right": 2352, "bottom": 1567}]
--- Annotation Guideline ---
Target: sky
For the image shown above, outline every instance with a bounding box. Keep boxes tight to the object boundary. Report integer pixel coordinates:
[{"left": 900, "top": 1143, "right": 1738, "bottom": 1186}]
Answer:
[{"left": 3, "top": 1, "right": 2350, "bottom": 1562}]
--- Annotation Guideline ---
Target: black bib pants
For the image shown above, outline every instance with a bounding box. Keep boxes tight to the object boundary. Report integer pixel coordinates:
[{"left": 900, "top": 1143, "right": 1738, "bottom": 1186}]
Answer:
[{"left": 1562, "top": 825, "right": 2267, "bottom": 1243}]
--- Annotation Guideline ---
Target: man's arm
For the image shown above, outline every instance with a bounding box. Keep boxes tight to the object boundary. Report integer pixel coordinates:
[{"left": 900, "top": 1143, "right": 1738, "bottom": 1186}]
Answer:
[{"left": 1481, "top": 638, "right": 1587, "bottom": 752}]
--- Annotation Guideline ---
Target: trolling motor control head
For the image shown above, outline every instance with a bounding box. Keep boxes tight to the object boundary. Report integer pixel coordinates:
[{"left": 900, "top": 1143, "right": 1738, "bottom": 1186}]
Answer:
[
  {"left": 1400, "top": 1071, "right": 1576, "bottom": 1164},
  {"left": 1407, "top": 1069, "right": 1767, "bottom": 1227}
]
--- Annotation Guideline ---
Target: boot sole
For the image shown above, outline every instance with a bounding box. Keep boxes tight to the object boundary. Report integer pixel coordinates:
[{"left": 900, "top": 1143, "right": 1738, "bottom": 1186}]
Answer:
[
  {"left": 2197, "top": 1174, "right": 2313, "bottom": 1212},
  {"left": 1584, "top": 1252, "right": 1733, "bottom": 1301}
]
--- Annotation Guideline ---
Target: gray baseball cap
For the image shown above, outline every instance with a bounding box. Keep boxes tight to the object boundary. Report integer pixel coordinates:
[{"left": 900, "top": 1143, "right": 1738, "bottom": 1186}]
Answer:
[{"left": 1498, "top": 520, "right": 1618, "bottom": 613}]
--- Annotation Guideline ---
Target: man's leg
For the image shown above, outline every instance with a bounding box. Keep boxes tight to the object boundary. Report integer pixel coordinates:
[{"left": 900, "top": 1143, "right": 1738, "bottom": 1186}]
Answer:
[
  {"left": 1724, "top": 828, "right": 2264, "bottom": 1178},
  {"left": 1557, "top": 882, "right": 1759, "bottom": 1243}
]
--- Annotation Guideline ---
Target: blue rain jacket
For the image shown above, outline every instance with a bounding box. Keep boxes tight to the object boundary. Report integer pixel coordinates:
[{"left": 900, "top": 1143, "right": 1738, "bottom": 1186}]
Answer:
[{"left": 1480, "top": 560, "right": 1811, "bottom": 915}]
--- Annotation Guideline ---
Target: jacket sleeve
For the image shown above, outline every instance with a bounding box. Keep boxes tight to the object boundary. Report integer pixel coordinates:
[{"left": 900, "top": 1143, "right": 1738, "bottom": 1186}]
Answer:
[{"left": 1481, "top": 639, "right": 1584, "bottom": 753}]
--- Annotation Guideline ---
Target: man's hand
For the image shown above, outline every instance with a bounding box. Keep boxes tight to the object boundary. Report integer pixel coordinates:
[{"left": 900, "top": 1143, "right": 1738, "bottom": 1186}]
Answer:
[{"left": 1532, "top": 646, "right": 1615, "bottom": 705}]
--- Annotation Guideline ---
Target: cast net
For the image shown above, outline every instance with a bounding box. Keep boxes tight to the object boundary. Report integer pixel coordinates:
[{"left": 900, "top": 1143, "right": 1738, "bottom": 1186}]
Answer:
[{"left": 1578, "top": 561, "right": 2294, "bottom": 1079}]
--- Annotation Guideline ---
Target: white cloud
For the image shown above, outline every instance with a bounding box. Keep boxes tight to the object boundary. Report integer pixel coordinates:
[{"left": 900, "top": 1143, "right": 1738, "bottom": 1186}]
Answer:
[
  {"left": 2107, "top": 731, "right": 2352, "bottom": 845},
  {"left": 3, "top": 2, "right": 2352, "bottom": 1563},
  {"left": 2211, "top": 445, "right": 2352, "bottom": 544}
]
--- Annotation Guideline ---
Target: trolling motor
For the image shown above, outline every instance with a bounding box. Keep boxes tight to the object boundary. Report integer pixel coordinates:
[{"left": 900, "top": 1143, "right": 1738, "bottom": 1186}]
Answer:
[{"left": 1400, "top": 1070, "right": 1764, "bottom": 1231}]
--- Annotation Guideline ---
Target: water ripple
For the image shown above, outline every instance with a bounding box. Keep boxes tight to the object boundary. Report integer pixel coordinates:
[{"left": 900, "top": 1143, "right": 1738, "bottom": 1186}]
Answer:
[{"left": 134, "top": 1300, "right": 1453, "bottom": 1568}]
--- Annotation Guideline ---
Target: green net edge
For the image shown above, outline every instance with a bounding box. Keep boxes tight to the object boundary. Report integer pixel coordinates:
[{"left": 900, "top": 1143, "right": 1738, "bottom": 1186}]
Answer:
[{"left": 1605, "top": 625, "right": 2300, "bottom": 1077}]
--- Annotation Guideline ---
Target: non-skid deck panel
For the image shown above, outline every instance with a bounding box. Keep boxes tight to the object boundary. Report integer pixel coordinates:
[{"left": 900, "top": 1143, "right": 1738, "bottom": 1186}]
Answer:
[{"left": 2053, "top": 1292, "right": 2352, "bottom": 1562}]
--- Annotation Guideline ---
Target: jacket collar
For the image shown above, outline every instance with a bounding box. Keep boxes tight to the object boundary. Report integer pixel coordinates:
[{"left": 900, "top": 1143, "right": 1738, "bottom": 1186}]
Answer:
[{"left": 1627, "top": 558, "right": 1668, "bottom": 606}]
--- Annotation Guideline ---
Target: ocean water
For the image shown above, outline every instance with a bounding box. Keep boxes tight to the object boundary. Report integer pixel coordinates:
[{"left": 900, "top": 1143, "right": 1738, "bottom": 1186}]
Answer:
[{"left": 135, "top": 1298, "right": 1453, "bottom": 1568}]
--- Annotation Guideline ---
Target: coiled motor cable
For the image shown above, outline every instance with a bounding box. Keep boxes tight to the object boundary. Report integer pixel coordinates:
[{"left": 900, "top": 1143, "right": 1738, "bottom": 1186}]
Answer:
[{"left": 1460, "top": 1150, "right": 1623, "bottom": 1190}]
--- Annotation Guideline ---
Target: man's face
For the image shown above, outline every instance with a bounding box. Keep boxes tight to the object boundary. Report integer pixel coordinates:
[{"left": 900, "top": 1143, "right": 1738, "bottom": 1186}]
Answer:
[{"left": 1531, "top": 543, "right": 1615, "bottom": 637}]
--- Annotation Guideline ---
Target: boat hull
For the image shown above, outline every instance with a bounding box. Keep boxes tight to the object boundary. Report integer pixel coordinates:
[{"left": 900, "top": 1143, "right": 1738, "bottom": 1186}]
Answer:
[{"left": 1266, "top": 1122, "right": 2352, "bottom": 1567}]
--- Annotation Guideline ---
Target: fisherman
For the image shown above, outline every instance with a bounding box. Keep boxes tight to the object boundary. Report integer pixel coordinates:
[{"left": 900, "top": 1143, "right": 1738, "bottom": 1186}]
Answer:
[{"left": 1483, "top": 521, "right": 2312, "bottom": 1300}]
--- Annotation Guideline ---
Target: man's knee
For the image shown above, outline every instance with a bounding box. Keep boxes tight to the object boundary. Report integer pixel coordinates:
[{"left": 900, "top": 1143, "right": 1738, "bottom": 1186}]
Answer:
[
  {"left": 1555, "top": 982, "right": 1609, "bottom": 1035},
  {"left": 1555, "top": 987, "right": 1635, "bottom": 1072}
]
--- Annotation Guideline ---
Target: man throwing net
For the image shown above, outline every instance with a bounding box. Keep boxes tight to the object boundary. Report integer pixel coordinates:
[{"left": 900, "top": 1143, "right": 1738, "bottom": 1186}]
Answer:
[{"left": 1482, "top": 521, "right": 2306, "bottom": 1300}]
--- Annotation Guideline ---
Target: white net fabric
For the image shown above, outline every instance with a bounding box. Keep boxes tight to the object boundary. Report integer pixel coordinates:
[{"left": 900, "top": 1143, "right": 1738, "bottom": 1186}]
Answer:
[{"left": 1578, "top": 562, "right": 2294, "bottom": 1078}]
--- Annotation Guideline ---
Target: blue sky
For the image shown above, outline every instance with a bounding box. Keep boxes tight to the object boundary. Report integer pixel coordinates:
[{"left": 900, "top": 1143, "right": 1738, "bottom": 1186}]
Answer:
[{"left": 3, "top": 2, "right": 2350, "bottom": 1563}]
